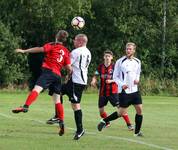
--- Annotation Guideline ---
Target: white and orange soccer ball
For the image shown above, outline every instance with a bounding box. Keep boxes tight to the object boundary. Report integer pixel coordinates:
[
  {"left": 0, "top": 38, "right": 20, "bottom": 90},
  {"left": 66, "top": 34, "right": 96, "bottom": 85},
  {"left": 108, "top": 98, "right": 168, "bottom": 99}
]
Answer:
[{"left": 71, "top": 16, "right": 85, "bottom": 30}]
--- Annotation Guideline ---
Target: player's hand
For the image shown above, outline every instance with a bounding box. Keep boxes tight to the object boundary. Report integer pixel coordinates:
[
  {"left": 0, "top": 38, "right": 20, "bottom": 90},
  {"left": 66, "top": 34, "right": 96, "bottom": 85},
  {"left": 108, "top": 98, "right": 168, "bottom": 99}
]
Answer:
[
  {"left": 64, "top": 74, "right": 70, "bottom": 83},
  {"left": 15, "top": 49, "right": 25, "bottom": 53},
  {"left": 90, "top": 80, "right": 97, "bottom": 88},
  {"left": 106, "top": 80, "right": 112, "bottom": 84},
  {"left": 134, "top": 80, "right": 139, "bottom": 85},
  {"left": 122, "top": 85, "right": 128, "bottom": 90}
]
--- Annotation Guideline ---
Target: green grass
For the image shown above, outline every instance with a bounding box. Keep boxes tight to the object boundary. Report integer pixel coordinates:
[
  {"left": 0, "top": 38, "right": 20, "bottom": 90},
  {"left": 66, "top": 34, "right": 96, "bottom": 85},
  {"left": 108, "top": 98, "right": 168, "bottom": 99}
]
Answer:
[{"left": 0, "top": 92, "right": 178, "bottom": 150}]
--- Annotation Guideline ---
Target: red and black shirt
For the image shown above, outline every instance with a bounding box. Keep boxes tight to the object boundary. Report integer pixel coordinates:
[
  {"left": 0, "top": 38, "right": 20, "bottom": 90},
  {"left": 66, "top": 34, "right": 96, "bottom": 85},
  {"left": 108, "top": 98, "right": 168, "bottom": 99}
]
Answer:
[{"left": 97, "top": 63, "right": 118, "bottom": 96}]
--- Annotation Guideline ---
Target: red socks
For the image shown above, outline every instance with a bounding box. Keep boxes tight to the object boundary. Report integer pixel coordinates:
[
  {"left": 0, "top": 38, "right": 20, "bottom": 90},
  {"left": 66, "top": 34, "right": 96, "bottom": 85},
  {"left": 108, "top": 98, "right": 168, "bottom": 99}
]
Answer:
[
  {"left": 25, "top": 90, "right": 39, "bottom": 106},
  {"left": 122, "top": 113, "right": 131, "bottom": 125},
  {"left": 100, "top": 111, "right": 108, "bottom": 119},
  {"left": 55, "top": 103, "right": 64, "bottom": 121},
  {"left": 24, "top": 90, "right": 64, "bottom": 122}
]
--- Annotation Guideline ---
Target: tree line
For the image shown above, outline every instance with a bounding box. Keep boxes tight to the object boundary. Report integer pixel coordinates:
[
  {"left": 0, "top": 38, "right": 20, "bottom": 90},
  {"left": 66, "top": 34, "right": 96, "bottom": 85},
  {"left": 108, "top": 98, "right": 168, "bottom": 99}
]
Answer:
[{"left": 0, "top": 0, "right": 177, "bottom": 95}]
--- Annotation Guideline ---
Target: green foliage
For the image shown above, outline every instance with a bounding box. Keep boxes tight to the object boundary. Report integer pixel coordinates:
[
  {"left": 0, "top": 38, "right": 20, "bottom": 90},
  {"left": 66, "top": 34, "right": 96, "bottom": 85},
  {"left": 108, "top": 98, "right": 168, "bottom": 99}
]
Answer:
[
  {"left": 0, "top": 21, "right": 28, "bottom": 86},
  {"left": 140, "top": 75, "right": 178, "bottom": 96},
  {"left": 0, "top": 0, "right": 177, "bottom": 94},
  {"left": 88, "top": 0, "right": 178, "bottom": 78}
]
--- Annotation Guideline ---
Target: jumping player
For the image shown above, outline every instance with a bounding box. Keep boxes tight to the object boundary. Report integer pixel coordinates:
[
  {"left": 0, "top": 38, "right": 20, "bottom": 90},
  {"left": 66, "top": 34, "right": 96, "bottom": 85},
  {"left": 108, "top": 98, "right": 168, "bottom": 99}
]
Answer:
[
  {"left": 12, "top": 30, "right": 72, "bottom": 136},
  {"left": 47, "top": 34, "right": 91, "bottom": 140}
]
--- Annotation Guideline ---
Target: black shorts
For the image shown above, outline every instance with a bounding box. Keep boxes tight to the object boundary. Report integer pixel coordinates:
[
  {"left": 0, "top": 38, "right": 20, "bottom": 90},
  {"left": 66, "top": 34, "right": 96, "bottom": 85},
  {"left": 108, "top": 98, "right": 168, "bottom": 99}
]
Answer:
[
  {"left": 119, "top": 91, "right": 142, "bottom": 108},
  {"left": 61, "top": 79, "right": 86, "bottom": 104},
  {"left": 98, "top": 94, "right": 120, "bottom": 108},
  {"left": 36, "top": 68, "right": 61, "bottom": 95}
]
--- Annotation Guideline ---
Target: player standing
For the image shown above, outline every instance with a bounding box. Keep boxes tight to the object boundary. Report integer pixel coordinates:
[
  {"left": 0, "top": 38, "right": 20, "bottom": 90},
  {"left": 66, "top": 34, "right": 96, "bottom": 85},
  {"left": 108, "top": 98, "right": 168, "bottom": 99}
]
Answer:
[
  {"left": 12, "top": 30, "right": 72, "bottom": 136},
  {"left": 97, "top": 42, "right": 143, "bottom": 136},
  {"left": 48, "top": 34, "right": 91, "bottom": 140},
  {"left": 91, "top": 50, "right": 133, "bottom": 130}
]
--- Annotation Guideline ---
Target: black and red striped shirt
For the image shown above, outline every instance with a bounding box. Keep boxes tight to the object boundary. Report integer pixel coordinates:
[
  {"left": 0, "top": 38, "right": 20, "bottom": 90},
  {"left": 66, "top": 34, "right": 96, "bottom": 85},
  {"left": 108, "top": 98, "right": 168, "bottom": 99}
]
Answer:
[{"left": 97, "top": 63, "right": 118, "bottom": 96}]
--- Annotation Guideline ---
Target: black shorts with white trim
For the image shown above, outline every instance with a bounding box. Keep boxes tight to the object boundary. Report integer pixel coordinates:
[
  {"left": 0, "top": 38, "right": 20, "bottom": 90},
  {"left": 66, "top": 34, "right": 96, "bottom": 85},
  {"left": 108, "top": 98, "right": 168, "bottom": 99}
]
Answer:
[{"left": 61, "top": 78, "right": 86, "bottom": 104}]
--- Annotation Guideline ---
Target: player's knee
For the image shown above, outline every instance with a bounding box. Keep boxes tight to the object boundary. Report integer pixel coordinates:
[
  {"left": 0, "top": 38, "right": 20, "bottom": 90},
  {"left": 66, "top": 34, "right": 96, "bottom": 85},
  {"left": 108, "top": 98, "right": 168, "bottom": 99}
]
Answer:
[
  {"left": 71, "top": 103, "right": 81, "bottom": 111},
  {"left": 119, "top": 107, "right": 127, "bottom": 116},
  {"left": 33, "top": 85, "right": 43, "bottom": 93},
  {"left": 99, "top": 107, "right": 104, "bottom": 114},
  {"left": 55, "top": 99, "right": 61, "bottom": 104},
  {"left": 136, "top": 107, "right": 142, "bottom": 115},
  {"left": 120, "top": 111, "right": 126, "bottom": 116},
  {"left": 136, "top": 111, "right": 142, "bottom": 115}
]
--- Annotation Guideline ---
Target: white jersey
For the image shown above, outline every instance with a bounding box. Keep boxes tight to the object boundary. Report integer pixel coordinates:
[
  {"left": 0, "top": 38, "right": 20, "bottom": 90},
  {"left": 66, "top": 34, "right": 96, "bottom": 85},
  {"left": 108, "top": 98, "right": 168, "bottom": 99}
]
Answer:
[
  {"left": 113, "top": 56, "right": 141, "bottom": 94},
  {"left": 70, "top": 46, "right": 91, "bottom": 85}
]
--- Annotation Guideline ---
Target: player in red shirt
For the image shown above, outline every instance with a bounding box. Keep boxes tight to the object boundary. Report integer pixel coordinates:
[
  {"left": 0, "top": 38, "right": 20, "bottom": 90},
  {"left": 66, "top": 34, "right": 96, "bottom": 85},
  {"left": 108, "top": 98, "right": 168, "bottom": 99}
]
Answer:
[
  {"left": 91, "top": 50, "right": 133, "bottom": 130},
  {"left": 12, "top": 30, "right": 72, "bottom": 136}
]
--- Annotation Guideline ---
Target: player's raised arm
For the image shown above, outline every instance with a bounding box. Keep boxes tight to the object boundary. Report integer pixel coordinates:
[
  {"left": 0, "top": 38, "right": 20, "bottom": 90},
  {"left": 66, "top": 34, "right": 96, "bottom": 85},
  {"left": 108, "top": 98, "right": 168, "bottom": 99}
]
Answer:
[{"left": 15, "top": 47, "right": 44, "bottom": 54}]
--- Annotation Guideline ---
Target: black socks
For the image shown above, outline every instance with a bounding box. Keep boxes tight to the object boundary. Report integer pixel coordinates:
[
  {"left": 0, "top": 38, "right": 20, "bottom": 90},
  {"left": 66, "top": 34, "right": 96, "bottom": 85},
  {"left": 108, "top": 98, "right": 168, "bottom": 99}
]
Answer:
[
  {"left": 103, "top": 111, "right": 121, "bottom": 123},
  {"left": 74, "top": 110, "right": 83, "bottom": 133},
  {"left": 135, "top": 114, "right": 143, "bottom": 134}
]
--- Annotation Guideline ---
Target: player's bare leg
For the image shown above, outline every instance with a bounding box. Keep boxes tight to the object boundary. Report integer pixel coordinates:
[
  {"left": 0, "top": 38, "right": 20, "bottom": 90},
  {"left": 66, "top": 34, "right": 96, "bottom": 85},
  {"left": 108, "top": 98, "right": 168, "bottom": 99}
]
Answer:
[{"left": 119, "top": 107, "right": 134, "bottom": 131}]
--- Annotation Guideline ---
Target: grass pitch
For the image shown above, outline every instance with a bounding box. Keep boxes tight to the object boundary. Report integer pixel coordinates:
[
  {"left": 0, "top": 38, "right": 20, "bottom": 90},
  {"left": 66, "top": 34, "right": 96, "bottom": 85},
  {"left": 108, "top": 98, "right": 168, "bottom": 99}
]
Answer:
[{"left": 0, "top": 92, "right": 178, "bottom": 150}]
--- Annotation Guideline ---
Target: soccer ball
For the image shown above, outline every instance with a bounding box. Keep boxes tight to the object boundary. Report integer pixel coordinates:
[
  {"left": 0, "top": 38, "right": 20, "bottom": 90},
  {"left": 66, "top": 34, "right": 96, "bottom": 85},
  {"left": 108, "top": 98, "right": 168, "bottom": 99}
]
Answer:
[{"left": 71, "top": 16, "right": 85, "bottom": 30}]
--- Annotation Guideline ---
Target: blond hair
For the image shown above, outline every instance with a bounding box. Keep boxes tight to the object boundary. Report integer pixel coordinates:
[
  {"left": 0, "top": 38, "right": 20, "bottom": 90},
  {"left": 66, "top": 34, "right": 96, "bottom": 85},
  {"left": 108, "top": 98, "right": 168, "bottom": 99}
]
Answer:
[{"left": 126, "top": 42, "right": 136, "bottom": 50}]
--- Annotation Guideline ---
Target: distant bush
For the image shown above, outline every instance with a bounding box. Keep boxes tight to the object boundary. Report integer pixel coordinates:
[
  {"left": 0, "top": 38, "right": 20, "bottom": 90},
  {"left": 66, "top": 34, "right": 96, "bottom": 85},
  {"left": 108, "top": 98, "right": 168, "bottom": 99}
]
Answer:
[
  {"left": 0, "top": 21, "right": 28, "bottom": 86},
  {"left": 140, "top": 75, "right": 178, "bottom": 96},
  {"left": 0, "top": 0, "right": 177, "bottom": 96}
]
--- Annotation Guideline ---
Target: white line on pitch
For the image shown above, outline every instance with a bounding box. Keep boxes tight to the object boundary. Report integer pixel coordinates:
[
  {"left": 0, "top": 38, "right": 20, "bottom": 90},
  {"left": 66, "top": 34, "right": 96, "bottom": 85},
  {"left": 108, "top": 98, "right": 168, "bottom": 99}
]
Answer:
[{"left": 0, "top": 112, "right": 174, "bottom": 150}]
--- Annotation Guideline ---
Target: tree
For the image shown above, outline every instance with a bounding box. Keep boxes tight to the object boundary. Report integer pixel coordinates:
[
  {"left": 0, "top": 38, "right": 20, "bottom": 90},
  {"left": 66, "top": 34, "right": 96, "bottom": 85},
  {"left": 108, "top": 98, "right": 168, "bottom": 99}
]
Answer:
[
  {"left": 0, "top": 0, "right": 177, "bottom": 90},
  {"left": 0, "top": 21, "right": 27, "bottom": 86}
]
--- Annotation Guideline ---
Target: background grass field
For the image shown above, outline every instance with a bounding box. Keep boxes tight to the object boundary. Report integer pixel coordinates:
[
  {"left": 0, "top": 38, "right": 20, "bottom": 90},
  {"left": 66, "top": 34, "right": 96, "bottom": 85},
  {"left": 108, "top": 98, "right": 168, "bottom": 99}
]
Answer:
[{"left": 0, "top": 92, "right": 178, "bottom": 150}]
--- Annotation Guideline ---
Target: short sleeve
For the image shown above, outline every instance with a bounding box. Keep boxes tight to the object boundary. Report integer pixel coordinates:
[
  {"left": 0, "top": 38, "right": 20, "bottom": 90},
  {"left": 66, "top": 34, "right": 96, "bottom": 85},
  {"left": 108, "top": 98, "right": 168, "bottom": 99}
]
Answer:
[
  {"left": 43, "top": 43, "right": 52, "bottom": 53},
  {"left": 94, "top": 70, "right": 99, "bottom": 76}
]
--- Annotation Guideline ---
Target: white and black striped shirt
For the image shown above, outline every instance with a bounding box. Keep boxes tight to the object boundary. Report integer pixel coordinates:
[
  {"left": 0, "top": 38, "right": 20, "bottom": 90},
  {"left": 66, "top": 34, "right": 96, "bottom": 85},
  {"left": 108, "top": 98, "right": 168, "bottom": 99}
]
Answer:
[
  {"left": 70, "top": 46, "right": 91, "bottom": 85},
  {"left": 113, "top": 56, "right": 141, "bottom": 94}
]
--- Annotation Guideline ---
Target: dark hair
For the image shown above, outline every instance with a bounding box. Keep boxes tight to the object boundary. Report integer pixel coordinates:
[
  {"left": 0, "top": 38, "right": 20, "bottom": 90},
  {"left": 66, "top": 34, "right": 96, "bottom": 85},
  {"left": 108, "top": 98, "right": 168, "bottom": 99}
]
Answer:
[
  {"left": 103, "top": 50, "right": 113, "bottom": 56},
  {"left": 55, "top": 30, "right": 69, "bottom": 43}
]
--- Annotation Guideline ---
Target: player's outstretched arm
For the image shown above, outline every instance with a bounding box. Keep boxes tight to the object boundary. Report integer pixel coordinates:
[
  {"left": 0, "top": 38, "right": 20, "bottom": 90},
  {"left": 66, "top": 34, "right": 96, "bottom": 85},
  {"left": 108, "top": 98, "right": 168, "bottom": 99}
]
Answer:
[
  {"left": 15, "top": 47, "right": 44, "bottom": 54},
  {"left": 15, "top": 49, "right": 25, "bottom": 53}
]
